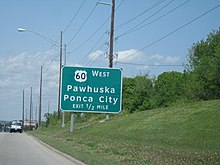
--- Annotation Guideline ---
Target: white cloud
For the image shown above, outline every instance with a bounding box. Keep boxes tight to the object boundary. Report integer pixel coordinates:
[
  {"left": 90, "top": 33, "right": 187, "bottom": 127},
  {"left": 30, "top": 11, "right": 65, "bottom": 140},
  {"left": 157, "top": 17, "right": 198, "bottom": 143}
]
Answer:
[
  {"left": 117, "top": 49, "right": 144, "bottom": 62},
  {"left": 88, "top": 50, "right": 104, "bottom": 61},
  {"left": 0, "top": 51, "right": 59, "bottom": 89},
  {"left": 164, "top": 55, "right": 179, "bottom": 63},
  {"left": 0, "top": 50, "right": 59, "bottom": 120},
  {"left": 150, "top": 53, "right": 180, "bottom": 64},
  {"left": 150, "top": 54, "right": 164, "bottom": 61}
]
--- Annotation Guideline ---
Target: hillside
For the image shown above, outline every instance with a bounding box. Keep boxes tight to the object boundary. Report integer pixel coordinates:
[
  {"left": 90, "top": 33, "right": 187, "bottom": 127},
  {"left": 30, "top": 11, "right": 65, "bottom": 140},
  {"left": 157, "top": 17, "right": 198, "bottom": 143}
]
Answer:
[{"left": 30, "top": 100, "right": 220, "bottom": 164}]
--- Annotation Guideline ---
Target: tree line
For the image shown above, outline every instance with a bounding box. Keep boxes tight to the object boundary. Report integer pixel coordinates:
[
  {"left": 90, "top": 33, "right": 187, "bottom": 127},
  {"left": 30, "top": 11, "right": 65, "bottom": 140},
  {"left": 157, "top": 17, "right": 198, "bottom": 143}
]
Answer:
[{"left": 122, "top": 28, "right": 220, "bottom": 113}]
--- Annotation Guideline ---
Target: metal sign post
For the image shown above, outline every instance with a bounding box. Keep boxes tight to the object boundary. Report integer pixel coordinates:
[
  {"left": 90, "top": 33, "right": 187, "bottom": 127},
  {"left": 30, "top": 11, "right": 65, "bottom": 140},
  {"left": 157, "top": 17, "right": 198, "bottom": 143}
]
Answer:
[{"left": 70, "top": 113, "right": 74, "bottom": 133}]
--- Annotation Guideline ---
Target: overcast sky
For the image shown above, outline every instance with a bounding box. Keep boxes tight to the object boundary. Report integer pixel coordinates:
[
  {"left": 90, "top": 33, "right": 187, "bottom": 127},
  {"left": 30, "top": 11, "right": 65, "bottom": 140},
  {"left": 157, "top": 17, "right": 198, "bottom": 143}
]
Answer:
[{"left": 0, "top": 0, "right": 220, "bottom": 121}]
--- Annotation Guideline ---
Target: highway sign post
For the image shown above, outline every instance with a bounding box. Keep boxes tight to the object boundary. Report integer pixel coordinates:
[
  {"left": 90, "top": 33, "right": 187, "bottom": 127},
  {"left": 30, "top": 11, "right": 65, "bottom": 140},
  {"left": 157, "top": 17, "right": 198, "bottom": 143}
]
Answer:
[{"left": 60, "top": 66, "right": 122, "bottom": 114}]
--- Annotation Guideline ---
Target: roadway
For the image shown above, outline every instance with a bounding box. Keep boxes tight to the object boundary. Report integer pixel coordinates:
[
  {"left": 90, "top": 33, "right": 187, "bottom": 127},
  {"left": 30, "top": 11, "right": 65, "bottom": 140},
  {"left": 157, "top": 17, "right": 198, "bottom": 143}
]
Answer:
[{"left": 0, "top": 132, "right": 84, "bottom": 165}]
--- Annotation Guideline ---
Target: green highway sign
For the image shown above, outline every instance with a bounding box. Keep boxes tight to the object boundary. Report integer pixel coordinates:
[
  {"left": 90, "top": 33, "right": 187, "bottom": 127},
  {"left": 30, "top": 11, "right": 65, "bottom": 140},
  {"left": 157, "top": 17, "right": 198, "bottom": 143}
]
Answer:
[{"left": 60, "top": 66, "right": 122, "bottom": 113}]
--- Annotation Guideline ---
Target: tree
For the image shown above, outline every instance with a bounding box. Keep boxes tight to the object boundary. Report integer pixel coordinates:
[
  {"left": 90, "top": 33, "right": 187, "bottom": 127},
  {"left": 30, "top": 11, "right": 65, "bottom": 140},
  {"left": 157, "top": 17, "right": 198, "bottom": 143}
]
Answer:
[
  {"left": 154, "top": 71, "right": 187, "bottom": 107},
  {"left": 186, "top": 28, "right": 220, "bottom": 100},
  {"left": 122, "top": 77, "right": 135, "bottom": 113},
  {"left": 133, "top": 76, "right": 155, "bottom": 111},
  {"left": 122, "top": 75, "right": 154, "bottom": 113}
]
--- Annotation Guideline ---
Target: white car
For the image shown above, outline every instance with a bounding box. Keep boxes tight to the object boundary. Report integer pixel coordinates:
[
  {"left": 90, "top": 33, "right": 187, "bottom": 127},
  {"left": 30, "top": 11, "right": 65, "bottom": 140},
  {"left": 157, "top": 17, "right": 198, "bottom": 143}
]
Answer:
[{"left": 10, "top": 121, "right": 23, "bottom": 133}]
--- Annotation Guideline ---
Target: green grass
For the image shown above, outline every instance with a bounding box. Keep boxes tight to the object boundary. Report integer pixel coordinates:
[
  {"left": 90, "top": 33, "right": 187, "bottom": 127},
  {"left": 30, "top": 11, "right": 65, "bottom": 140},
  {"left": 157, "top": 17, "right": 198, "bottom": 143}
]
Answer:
[{"left": 30, "top": 100, "right": 220, "bottom": 164}]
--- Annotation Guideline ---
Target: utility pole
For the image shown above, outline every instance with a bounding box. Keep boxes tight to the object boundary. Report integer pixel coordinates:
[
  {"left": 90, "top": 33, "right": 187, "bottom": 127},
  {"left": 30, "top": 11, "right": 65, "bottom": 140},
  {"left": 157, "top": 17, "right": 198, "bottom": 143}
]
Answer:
[
  {"left": 22, "top": 89, "right": 24, "bottom": 123},
  {"left": 62, "top": 44, "right": 66, "bottom": 128},
  {"left": 35, "top": 106, "right": 38, "bottom": 122},
  {"left": 106, "top": 0, "right": 115, "bottom": 120},
  {"left": 26, "top": 108, "right": 27, "bottom": 121},
  {"left": 58, "top": 31, "right": 63, "bottom": 119},
  {"left": 48, "top": 100, "right": 50, "bottom": 114},
  {"left": 64, "top": 44, "right": 67, "bottom": 65},
  {"left": 29, "top": 87, "right": 32, "bottom": 131},
  {"left": 39, "top": 66, "right": 43, "bottom": 127},
  {"left": 109, "top": 0, "right": 115, "bottom": 68}
]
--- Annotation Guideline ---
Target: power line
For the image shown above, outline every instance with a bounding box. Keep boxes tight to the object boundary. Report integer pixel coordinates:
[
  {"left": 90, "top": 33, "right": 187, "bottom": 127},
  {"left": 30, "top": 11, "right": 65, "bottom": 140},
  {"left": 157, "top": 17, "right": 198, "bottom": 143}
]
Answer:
[
  {"left": 78, "top": 31, "right": 108, "bottom": 65},
  {"left": 82, "top": 37, "right": 108, "bottom": 66},
  {"left": 90, "top": 47, "right": 109, "bottom": 66},
  {"left": 115, "top": 0, "right": 166, "bottom": 30},
  {"left": 116, "top": 0, "right": 125, "bottom": 10},
  {"left": 116, "top": 61, "right": 184, "bottom": 67},
  {"left": 41, "top": 45, "right": 58, "bottom": 74},
  {"left": 67, "top": 3, "right": 98, "bottom": 47},
  {"left": 44, "top": 79, "right": 59, "bottom": 100},
  {"left": 117, "top": 0, "right": 175, "bottom": 38},
  {"left": 116, "top": 3, "right": 220, "bottom": 63},
  {"left": 69, "top": 19, "right": 109, "bottom": 54},
  {"left": 67, "top": 0, "right": 125, "bottom": 58},
  {"left": 86, "top": 43, "right": 108, "bottom": 66},
  {"left": 47, "top": 0, "right": 87, "bottom": 75},
  {"left": 39, "top": 1, "right": 92, "bottom": 107},
  {"left": 116, "top": 0, "right": 191, "bottom": 39},
  {"left": 63, "top": 0, "right": 87, "bottom": 34}
]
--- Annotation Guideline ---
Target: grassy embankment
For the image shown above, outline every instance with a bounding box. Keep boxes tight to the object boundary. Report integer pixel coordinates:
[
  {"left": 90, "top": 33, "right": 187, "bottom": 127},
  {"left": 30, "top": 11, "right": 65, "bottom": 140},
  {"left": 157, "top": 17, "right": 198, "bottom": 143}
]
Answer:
[{"left": 30, "top": 100, "right": 220, "bottom": 164}]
